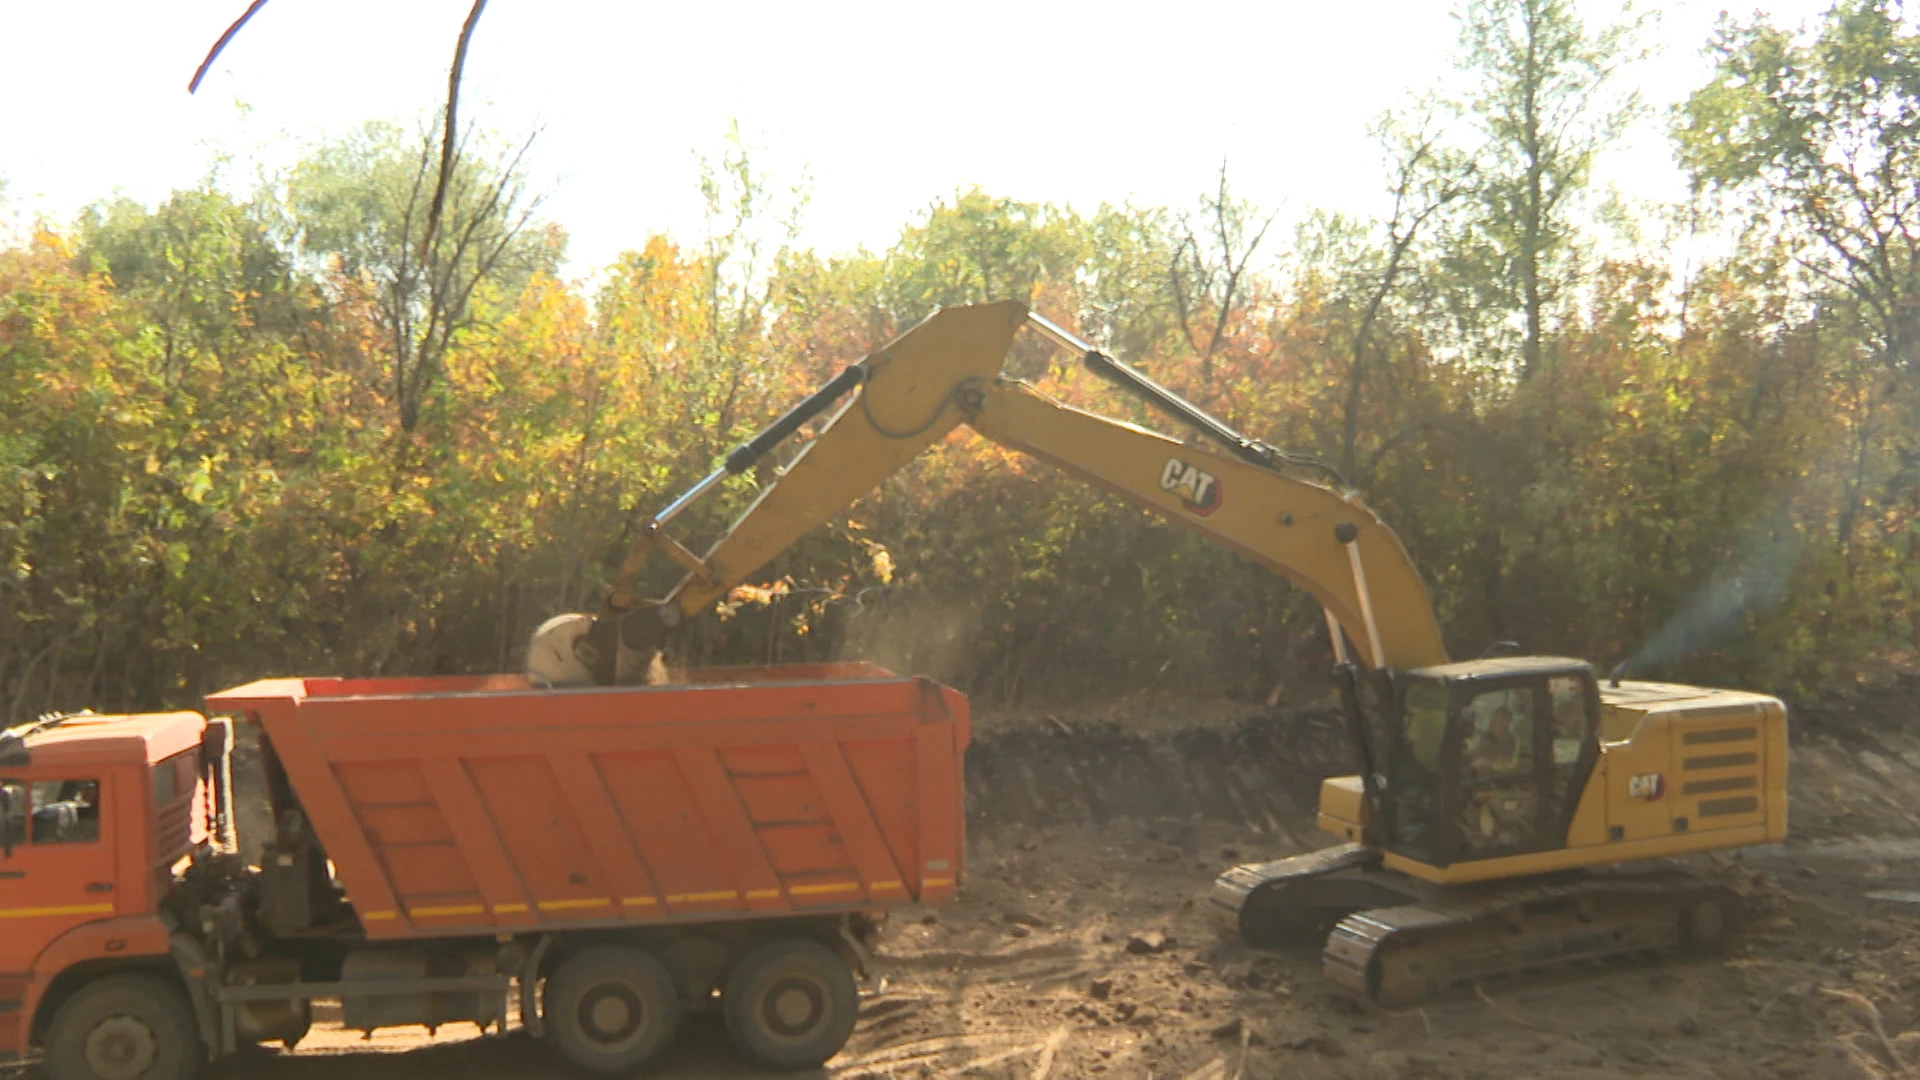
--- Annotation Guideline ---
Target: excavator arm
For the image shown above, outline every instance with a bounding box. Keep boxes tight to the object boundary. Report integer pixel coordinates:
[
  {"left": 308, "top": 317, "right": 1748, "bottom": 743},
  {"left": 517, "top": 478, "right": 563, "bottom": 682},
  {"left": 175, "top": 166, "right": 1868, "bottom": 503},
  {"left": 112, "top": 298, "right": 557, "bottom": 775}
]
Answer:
[{"left": 589, "top": 300, "right": 1447, "bottom": 677}]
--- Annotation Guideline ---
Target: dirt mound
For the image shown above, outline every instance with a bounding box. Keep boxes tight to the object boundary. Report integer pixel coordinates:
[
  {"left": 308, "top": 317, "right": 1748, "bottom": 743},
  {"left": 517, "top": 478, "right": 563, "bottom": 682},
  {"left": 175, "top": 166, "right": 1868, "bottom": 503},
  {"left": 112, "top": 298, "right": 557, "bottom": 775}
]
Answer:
[
  {"left": 964, "top": 690, "right": 1920, "bottom": 847},
  {"left": 963, "top": 709, "right": 1351, "bottom": 838}
]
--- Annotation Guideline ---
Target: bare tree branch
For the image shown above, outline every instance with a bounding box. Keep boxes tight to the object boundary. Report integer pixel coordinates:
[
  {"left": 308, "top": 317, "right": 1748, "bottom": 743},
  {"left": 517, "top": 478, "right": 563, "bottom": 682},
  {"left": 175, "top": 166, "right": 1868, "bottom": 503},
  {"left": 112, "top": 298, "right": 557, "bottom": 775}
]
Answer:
[
  {"left": 188, "top": 0, "right": 273, "bottom": 93},
  {"left": 1338, "top": 120, "right": 1467, "bottom": 480},
  {"left": 421, "top": 0, "right": 490, "bottom": 262}
]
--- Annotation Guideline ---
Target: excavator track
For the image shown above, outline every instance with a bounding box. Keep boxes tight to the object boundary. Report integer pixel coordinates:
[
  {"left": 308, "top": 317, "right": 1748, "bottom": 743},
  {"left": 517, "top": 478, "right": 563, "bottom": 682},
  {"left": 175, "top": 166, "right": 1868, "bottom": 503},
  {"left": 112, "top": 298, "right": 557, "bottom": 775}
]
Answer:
[
  {"left": 1207, "top": 843, "right": 1405, "bottom": 947},
  {"left": 1322, "top": 874, "right": 1742, "bottom": 1004},
  {"left": 1212, "top": 850, "right": 1746, "bottom": 1005}
]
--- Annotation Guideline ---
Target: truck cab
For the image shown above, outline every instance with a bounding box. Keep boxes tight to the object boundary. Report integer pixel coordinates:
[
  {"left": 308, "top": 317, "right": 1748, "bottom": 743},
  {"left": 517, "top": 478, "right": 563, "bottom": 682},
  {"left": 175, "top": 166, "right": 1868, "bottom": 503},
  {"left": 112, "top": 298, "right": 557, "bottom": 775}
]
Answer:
[{"left": 0, "top": 712, "right": 215, "bottom": 1069}]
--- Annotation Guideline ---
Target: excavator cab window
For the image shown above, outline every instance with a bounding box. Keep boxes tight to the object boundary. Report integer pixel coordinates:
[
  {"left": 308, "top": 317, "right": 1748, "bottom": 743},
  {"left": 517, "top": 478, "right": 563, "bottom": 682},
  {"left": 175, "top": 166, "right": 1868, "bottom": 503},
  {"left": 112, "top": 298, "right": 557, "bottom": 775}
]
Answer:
[
  {"left": 1453, "top": 688, "right": 1539, "bottom": 858},
  {"left": 1379, "top": 681, "right": 1449, "bottom": 863},
  {"left": 1546, "top": 673, "right": 1599, "bottom": 819},
  {"left": 1378, "top": 662, "right": 1602, "bottom": 868}
]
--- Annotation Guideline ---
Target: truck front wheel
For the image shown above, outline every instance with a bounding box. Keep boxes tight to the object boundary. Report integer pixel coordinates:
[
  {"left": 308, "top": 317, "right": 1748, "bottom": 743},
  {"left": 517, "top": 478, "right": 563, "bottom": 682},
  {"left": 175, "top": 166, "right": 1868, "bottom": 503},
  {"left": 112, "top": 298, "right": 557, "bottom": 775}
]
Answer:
[
  {"left": 722, "top": 938, "right": 857, "bottom": 1069},
  {"left": 42, "top": 974, "right": 203, "bottom": 1080},
  {"left": 545, "top": 945, "right": 681, "bottom": 1074}
]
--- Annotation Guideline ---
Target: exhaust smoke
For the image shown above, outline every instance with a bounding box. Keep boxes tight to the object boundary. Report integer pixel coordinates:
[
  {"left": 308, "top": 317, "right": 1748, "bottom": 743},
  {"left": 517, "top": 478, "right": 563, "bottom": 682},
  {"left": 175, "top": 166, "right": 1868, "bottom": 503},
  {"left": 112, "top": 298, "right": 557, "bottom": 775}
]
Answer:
[{"left": 1621, "top": 512, "right": 1799, "bottom": 680}]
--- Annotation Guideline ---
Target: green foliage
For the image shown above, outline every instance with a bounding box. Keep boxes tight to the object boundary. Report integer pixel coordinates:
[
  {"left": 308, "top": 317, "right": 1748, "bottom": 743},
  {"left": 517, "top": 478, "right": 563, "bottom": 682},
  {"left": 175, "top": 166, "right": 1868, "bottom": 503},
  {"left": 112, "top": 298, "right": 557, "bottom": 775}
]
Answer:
[
  {"left": 282, "top": 121, "right": 562, "bottom": 436},
  {"left": 1677, "top": 0, "right": 1920, "bottom": 365},
  {"left": 1436, "top": 0, "right": 1646, "bottom": 378},
  {"left": 1674, "top": 0, "right": 1920, "bottom": 643},
  {"left": 883, "top": 189, "right": 1091, "bottom": 326}
]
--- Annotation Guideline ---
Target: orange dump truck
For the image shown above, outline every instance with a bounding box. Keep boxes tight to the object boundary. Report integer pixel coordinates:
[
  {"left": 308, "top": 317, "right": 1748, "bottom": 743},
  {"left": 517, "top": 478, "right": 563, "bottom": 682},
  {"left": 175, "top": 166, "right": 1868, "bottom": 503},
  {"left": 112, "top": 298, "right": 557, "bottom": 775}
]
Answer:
[{"left": 0, "top": 663, "right": 967, "bottom": 1079}]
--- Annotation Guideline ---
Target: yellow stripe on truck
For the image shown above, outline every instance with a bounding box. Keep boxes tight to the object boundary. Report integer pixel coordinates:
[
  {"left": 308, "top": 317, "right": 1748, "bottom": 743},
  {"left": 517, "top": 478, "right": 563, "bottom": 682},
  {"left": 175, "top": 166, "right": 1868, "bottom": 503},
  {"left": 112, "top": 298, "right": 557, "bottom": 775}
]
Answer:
[
  {"left": 666, "top": 890, "right": 738, "bottom": 904},
  {"left": 0, "top": 903, "right": 115, "bottom": 920},
  {"left": 788, "top": 882, "right": 860, "bottom": 896}
]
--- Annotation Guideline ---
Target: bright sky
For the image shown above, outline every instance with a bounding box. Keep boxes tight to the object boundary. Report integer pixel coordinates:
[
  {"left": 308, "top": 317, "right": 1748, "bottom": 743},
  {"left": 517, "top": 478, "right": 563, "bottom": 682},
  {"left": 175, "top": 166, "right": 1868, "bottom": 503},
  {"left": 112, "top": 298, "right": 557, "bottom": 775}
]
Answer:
[{"left": 0, "top": 1, "right": 1834, "bottom": 277}]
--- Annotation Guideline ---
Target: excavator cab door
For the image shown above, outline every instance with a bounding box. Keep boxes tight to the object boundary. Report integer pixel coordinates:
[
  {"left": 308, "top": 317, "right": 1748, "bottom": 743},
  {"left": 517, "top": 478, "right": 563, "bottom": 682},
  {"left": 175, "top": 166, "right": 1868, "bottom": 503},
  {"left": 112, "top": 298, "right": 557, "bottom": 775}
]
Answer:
[{"left": 1377, "top": 680, "right": 1450, "bottom": 864}]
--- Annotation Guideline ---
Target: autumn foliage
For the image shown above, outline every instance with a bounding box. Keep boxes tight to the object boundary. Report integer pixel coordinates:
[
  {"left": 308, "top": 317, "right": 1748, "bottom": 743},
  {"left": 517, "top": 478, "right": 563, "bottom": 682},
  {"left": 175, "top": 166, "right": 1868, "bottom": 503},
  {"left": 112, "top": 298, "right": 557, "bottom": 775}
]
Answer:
[{"left": 3, "top": 2, "right": 1918, "bottom": 722}]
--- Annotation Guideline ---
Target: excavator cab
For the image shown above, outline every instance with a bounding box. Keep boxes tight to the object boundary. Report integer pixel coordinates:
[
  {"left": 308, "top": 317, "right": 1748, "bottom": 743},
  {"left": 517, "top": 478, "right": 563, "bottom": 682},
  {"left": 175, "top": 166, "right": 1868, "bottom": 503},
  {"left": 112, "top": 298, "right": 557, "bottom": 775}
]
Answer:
[{"left": 1362, "top": 657, "right": 1602, "bottom": 869}]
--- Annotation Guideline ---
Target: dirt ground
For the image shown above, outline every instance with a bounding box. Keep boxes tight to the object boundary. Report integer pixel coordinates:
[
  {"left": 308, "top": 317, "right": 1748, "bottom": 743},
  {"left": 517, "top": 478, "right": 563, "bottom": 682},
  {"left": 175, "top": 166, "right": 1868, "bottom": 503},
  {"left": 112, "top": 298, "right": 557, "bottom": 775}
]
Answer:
[{"left": 33, "top": 680, "right": 1920, "bottom": 1080}]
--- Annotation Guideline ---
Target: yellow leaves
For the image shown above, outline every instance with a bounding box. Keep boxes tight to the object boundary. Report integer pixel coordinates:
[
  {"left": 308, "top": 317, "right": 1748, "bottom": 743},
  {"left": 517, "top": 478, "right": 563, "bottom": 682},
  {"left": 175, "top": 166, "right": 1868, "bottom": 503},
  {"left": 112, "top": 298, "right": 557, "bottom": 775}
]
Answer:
[
  {"left": 181, "top": 459, "right": 214, "bottom": 505},
  {"left": 716, "top": 577, "right": 793, "bottom": 620},
  {"left": 870, "top": 544, "right": 895, "bottom": 585},
  {"left": 729, "top": 580, "right": 791, "bottom": 605},
  {"left": 29, "top": 226, "right": 72, "bottom": 260}
]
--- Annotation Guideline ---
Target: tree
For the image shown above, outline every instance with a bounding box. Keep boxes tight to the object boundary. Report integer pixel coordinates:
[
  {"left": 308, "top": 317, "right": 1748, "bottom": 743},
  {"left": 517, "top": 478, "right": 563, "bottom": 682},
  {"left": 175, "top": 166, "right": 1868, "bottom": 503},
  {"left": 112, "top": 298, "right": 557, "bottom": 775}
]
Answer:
[
  {"left": 883, "top": 189, "right": 1090, "bottom": 327},
  {"left": 1676, "top": 0, "right": 1920, "bottom": 571},
  {"left": 1679, "top": 1, "right": 1920, "bottom": 371},
  {"left": 282, "top": 120, "right": 561, "bottom": 440},
  {"left": 691, "top": 127, "right": 808, "bottom": 450},
  {"left": 75, "top": 189, "right": 311, "bottom": 388},
  {"left": 1168, "top": 165, "right": 1277, "bottom": 385},
  {"left": 1336, "top": 113, "right": 1472, "bottom": 480},
  {"left": 1445, "top": 0, "right": 1643, "bottom": 379}
]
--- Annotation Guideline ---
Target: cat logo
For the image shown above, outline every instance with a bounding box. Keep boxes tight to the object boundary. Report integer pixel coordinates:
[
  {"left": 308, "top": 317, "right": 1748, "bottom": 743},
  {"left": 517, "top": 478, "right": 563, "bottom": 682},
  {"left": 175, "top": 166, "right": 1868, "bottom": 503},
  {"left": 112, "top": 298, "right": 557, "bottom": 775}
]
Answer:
[
  {"left": 1627, "top": 772, "right": 1666, "bottom": 801},
  {"left": 1160, "top": 457, "right": 1222, "bottom": 516}
]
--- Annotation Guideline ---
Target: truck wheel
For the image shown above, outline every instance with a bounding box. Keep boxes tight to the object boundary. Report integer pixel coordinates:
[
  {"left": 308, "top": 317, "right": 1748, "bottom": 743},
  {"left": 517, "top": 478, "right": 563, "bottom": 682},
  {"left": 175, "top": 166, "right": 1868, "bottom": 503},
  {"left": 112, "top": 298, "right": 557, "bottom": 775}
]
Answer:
[
  {"left": 43, "top": 974, "right": 203, "bottom": 1080},
  {"left": 545, "top": 945, "right": 680, "bottom": 1075},
  {"left": 722, "top": 938, "right": 857, "bottom": 1070}
]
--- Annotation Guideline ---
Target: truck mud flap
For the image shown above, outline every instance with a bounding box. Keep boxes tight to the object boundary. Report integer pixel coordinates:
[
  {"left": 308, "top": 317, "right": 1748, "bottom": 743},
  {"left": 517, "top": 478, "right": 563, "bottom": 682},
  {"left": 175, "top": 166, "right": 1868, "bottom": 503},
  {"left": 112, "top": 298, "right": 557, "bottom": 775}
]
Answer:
[{"left": 170, "top": 933, "right": 222, "bottom": 1059}]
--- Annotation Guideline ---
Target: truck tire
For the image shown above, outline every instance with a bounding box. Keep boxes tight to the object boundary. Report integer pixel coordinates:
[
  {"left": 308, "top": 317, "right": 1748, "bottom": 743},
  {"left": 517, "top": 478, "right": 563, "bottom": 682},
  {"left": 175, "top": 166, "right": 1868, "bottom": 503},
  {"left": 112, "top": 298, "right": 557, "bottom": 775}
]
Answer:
[
  {"left": 722, "top": 938, "right": 857, "bottom": 1070},
  {"left": 545, "top": 945, "right": 680, "bottom": 1075},
  {"left": 42, "top": 974, "right": 203, "bottom": 1080}
]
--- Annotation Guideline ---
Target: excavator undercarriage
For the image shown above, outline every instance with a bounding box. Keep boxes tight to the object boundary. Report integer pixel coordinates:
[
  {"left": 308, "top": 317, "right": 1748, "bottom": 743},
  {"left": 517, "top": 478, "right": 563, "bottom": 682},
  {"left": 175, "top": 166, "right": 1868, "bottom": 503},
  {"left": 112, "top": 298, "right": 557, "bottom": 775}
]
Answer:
[{"left": 1211, "top": 844, "right": 1748, "bottom": 1005}]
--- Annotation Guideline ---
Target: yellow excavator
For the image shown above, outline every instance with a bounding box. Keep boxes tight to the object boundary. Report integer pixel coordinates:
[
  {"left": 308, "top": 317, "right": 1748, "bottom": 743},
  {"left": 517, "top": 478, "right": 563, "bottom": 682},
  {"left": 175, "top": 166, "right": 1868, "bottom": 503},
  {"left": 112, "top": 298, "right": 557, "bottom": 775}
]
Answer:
[{"left": 547, "top": 300, "right": 1787, "bottom": 1004}]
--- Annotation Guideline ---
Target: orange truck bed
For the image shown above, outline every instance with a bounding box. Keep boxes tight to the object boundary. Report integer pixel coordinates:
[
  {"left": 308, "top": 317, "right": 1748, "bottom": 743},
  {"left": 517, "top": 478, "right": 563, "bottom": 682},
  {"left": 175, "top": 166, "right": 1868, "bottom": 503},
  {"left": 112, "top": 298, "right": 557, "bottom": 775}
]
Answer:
[{"left": 206, "top": 664, "right": 967, "bottom": 938}]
